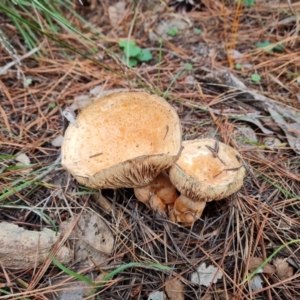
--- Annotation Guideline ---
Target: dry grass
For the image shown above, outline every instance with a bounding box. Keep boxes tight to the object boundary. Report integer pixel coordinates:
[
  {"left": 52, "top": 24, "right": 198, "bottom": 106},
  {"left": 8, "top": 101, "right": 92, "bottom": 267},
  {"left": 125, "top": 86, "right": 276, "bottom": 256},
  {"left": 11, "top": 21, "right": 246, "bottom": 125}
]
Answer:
[{"left": 0, "top": 0, "right": 300, "bottom": 299}]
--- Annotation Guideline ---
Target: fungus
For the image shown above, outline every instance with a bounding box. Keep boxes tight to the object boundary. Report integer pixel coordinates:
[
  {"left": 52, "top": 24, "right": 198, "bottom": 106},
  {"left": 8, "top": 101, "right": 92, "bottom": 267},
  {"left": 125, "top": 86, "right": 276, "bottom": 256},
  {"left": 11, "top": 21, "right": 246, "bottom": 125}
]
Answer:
[
  {"left": 61, "top": 91, "right": 182, "bottom": 207},
  {"left": 169, "top": 138, "right": 246, "bottom": 226},
  {"left": 134, "top": 171, "right": 178, "bottom": 211}
]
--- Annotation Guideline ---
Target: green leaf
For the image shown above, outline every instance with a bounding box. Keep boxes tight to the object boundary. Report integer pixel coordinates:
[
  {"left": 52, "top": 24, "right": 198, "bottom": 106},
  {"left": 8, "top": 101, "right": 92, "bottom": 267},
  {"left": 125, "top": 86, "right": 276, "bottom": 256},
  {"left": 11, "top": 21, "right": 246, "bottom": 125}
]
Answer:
[
  {"left": 128, "top": 57, "right": 138, "bottom": 67},
  {"left": 251, "top": 74, "right": 261, "bottom": 82},
  {"left": 122, "top": 56, "right": 138, "bottom": 67},
  {"left": 119, "top": 39, "right": 141, "bottom": 57},
  {"left": 185, "top": 63, "right": 193, "bottom": 71},
  {"left": 244, "top": 0, "right": 255, "bottom": 7},
  {"left": 48, "top": 102, "right": 56, "bottom": 108},
  {"left": 273, "top": 43, "right": 285, "bottom": 52},
  {"left": 235, "top": 64, "right": 242, "bottom": 70},
  {"left": 123, "top": 45, "right": 141, "bottom": 57},
  {"left": 256, "top": 40, "right": 271, "bottom": 49},
  {"left": 118, "top": 39, "right": 136, "bottom": 48},
  {"left": 25, "top": 78, "right": 32, "bottom": 86},
  {"left": 194, "top": 28, "right": 202, "bottom": 35},
  {"left": 256, "top": 40, "right": 285, "bottom": 53},
  {"left": 167, "top": 28, "right": 178, "bottom": 37},
  {"left": 136, "top": 49, "right": 152, "bottom": 62}
]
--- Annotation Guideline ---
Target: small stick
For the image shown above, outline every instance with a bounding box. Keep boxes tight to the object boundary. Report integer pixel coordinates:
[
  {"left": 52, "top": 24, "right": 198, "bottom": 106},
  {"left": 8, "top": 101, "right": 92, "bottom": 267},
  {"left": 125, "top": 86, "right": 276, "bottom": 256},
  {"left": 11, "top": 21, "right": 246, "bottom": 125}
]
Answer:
[
  {"left": 205, "top": 141, "right": 226, "bottom": 165},
  {"left": 89, "top": 152, "right": 103, "bottom": 158},
  {"left": 163, "top": 125, "right": 169, "bottom": 140},
  {"left": 213, "top": 165, "right": 243, "bottom": 178}
]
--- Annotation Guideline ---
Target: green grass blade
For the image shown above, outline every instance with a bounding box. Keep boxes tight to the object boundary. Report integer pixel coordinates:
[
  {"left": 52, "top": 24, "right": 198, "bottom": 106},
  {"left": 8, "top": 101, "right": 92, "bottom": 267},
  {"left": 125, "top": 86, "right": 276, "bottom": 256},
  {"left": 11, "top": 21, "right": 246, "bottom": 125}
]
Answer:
[
  {"left": 242, "top": 238, "right": 300, "bottom": 283},
  {"left": 257, "top": 172, "right": 300, "bottom": 201},
  {"left": 50, "top": 254, "right": 94, "bottom": 285},
  {"left": 89, "top": 262, "right": 173, "bottom": 296},
  {"left": 163, "top": 69, "right": 183, "bottom": 98},
  {"left": 0, "top": 205, "right": 58, "bottom": 232}
]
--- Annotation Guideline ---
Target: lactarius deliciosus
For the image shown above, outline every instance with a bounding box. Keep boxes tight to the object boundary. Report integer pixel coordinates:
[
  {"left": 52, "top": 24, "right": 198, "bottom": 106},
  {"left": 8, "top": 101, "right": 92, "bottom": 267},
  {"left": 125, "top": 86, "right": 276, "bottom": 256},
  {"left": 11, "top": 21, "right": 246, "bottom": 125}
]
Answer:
[
  {"left": 169, "top": 138, "right": 246, "bottom": 226},
  {"left": 134, "top": 171, "right": 178, "bottom": 211},
  {"left": 61, "top": 91, "right": 182, "bottom": 210}
]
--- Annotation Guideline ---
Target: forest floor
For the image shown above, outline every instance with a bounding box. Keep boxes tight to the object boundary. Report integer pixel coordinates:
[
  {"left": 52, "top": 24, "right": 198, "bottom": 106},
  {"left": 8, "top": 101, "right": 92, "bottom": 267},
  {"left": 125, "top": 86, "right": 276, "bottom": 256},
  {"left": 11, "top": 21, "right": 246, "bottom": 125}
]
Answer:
[{"left": 0, "top": 1, "right": 300, "bottom": 299}]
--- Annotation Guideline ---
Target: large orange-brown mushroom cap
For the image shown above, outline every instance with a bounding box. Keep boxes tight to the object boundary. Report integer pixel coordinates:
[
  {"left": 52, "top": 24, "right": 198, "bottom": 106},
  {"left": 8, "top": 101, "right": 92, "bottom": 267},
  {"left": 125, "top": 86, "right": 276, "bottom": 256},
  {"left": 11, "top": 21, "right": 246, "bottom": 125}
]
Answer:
[{"left": 61, "top": 91, "right": 182, "bottom": 189}]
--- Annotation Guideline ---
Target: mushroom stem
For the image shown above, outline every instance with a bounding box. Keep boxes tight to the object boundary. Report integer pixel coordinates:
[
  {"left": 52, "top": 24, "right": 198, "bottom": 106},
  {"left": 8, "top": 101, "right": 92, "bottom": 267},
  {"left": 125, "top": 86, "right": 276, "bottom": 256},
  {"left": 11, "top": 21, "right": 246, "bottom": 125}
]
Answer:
[
  {"left": 169, "top": 194, "right": 206, "bottom": 226},
  {"left": 134, "top": 171, "right": 178, "bottom": 212}
]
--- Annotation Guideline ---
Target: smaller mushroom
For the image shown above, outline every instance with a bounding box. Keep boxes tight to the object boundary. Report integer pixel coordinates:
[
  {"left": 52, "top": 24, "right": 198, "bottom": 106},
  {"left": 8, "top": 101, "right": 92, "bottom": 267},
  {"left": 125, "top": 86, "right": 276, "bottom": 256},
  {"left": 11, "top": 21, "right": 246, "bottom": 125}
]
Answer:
[
  {"left": 169, "top": 138, "right": 246, "bottom": 226},
  {"left": 134, "top": 171, "right": 178, "bottom": 212}
]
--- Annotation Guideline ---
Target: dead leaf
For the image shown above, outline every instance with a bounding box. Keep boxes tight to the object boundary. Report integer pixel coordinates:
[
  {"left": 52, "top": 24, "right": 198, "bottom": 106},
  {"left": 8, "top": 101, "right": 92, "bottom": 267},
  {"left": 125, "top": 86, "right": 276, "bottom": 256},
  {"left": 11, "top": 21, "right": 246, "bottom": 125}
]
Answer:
[
  {"left": 15, "top": 152, "right": 30, "bottom": 165},
  {"left": 165, "top": 278, "right": 184, "bottom": 300},
  {"left": 191, "top": 263, "right": 223, "bottom": 286},
  {"left": 215, "top": 289, "right": 233, "bottom": 300},
  {"left": 251, "top": 274, "right": 263, "bottom": 291},
  {"left": 234, "top": 124, "right": 258, "bottom": 148},
  {"left": 185, "top": 75, "right": 196, "bottom": 84},
  {"left": 59, "top": 210, "right": 114, "bottom": 268},
  {"left": 155, "top": 14, "right": 191, "bottom": 39},
  {"left": 48, "top": 279, "right": 92, "bottom": 300},
  {"left": 51, "top": 134, "right": 64, "bottom": 147},
  {"left": 218, "top": 70, "right": 300, "bottom": 154},
  {"left": 205, "top": 109, "right": 275, "bottom": 135},
  {"left": 0, "top": 222, "right": 71, "bottom": 269},
  {"left": 89, "top": 84, "right": 105, "bottom": 97},
  {"left": 14, "top": 152, "right": 33, "bottom": 174},
  {"left": 202, "top": 69, "right": 300, "bottom": 153},
  {"left": 227, "top": 50, "right": 253, "bottom": 69},
  {"left": 201, "top": 294, "right": 212, "bottom": 300},
  {"left": 148, "top": 291, "right": 166, "bottom": 300},
  {"left": 268, "top": 107, "right": 300, "bottom": 153},
  {"left": 263, "top": 137, "right": 285, "bottom": 150},
  {"left": 70, "top": 95, "right": 93, "bottom": 111},
  {"left": 108, "top": 2, "right": 126, "bottom": 28},
  {"left": 273, "top": 257, "right": 294, "bottom": 280},
  {"left": 248, "top": 257, "right": 276, "bottom": 274},
  {"left": 62, "top": 107, "right": 78, "bottom": 128},
  {"left": 130, "top": 285, "right": 142, "bottom": 297}
]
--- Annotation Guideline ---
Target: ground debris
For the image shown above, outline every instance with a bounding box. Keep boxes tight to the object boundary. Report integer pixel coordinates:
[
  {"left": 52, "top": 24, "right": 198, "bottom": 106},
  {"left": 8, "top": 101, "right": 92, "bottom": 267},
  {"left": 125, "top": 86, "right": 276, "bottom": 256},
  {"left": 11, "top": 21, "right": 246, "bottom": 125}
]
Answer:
[
  {"left": 147, "top": 291, "right": 166, "bottom": 300},
  {"left": 15, "top": 152, "right": 30, "bottom": 165},
  {"left": 191, "top": 263, "right": 223, "bottom": 286},
  {"left": 0, "top": 222, "right": 71, "bottom": 269},
  {"left": 206, "top": 69, "right": 300, "bottom": 154},
  {"left": 251, "top": 275, "right": 263, "bottom": 292},
  {"left": 248, "top": 257, "right": 276, "bottom": 274},
  {"left": 59, "top": 210, "right": 114, "bottom": 268},
  {"left": 273, "top": 257, "right": 294, "bottom": 281},
  {"left": 1, "top": 0, "right": 300, "bottom": 299},
  {"left": 108, "top": 2, "right": 126, "bottom": 28},
  {"left": 165, "top": 277, "right": 184, "bottom": 300}
]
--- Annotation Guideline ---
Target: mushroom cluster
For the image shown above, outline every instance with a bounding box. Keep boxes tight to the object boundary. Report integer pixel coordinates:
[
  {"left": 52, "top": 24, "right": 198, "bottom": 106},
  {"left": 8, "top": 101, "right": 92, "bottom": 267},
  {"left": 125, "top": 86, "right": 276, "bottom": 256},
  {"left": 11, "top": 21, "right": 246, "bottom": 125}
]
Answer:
[{"left": 62, "top": 91, "right": 245, "bottom": 226}]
